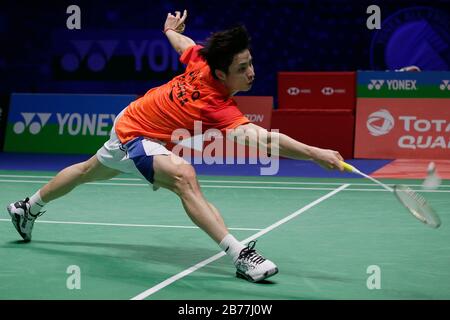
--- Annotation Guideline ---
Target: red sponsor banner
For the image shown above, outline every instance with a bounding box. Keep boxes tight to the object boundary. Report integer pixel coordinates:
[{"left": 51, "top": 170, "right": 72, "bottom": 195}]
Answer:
[
  {"left": 278, "top": 72, "right": 355, "bottom": 110},
  {"left": 271, "top": 109, "right": 354, "bottom": 159},
  {"left": 233, "top": 96, "right": 273, "bottom": 129},
  {"left": 355, "top": 98, "right": 450, "bottom": 159}
]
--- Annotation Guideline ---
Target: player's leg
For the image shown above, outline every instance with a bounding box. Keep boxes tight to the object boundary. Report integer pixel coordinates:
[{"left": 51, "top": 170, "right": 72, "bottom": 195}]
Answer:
[
  {"left": 6, "top": 155, "right": 121, "bottom": 242},
  {"left": 206, "top": 201, "right": 227, "bottom": 232},
  {"left": 153, "top": 154, "right": 227, "bottom": 243},
  {"left": 6, "top": 111, "right": 130, "bottom": 242},
  {"left": 152, "top": 154, "right": 278, "bottom": 282},
  {"left": 40, "top": 155, "right": 121, "bottom": 202}
]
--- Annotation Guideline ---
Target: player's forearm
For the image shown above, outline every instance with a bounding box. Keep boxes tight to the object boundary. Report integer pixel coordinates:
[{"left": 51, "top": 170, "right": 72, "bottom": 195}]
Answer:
[
  {"left": 165, "top": 29, "right": 196, "bottom": 55},
  {"left": 274, "top": 132, "right": 316, "bottom": 160},
  {"left": 235, "top": 124, "right": 343, "bottom": 170},
  {"left": 233, "top": 124, "right": 316, "bottom": 160}
]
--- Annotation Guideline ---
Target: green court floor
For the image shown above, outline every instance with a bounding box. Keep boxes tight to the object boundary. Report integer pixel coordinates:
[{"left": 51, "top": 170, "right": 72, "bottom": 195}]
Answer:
[{"left": 1, "top": 170, "right": 449, "bottom": 300}]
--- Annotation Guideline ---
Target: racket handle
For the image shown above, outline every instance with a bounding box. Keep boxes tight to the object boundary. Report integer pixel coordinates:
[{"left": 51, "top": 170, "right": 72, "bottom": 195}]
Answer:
[{"left": 340, "top": 161, "right": 358, "bottom": 173}]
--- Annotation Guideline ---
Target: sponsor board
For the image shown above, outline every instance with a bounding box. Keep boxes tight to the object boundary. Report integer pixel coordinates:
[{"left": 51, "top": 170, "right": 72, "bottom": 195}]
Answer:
[
  {"left": 278, "top": 72, "right": 355, "bottom": 109},
  {"left": 355, "top": 98, "right": 450, "bottom": 159},
  {"left": 4, "top": 93, "right": 137, "bottom": 154},
  {"left": 357, "top": 71, "right": 450, "bottom": 98}
]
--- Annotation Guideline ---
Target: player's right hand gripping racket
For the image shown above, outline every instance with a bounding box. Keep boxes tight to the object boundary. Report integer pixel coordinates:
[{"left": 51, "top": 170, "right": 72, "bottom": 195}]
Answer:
[{"left": 341, "top": 161, "right": 441, "bottom": 229}]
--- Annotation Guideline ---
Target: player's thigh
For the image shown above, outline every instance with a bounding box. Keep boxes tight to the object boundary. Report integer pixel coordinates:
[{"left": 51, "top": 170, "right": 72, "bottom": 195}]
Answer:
[
  {"left": 153, "top": 154, "right": 197, "bottom": 192},
  {"left": 81, "top": 155, "right": 121, "bottom": 182}
]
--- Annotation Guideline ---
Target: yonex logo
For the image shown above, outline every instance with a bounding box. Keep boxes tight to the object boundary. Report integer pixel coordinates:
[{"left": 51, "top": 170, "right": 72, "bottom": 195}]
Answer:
[
  {"left": 287, "top": 87, "right": 300, "bottom": 95},
  {"left": 368, "top": 80, "right": 385, "bottom": 90},
  {"left": 440, "top": 80, "right": 450, "bottom": 91},
  {"left": 13, "top": 113, "right": 52, "bottom": 135},
  {"left": 61, "top": 40, "right": 119, "bottom": 72},
  {"left": 367, "top": 109, "right": 395, "bottom": 136}
]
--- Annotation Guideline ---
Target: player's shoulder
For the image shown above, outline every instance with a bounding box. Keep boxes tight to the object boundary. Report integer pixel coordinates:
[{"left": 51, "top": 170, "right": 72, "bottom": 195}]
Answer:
[
  {"left": 202, "top": 94, "right": 237, "bottom": 110},
  {"left": 180, "top": 44, "right": 205, "bottom": 65}
]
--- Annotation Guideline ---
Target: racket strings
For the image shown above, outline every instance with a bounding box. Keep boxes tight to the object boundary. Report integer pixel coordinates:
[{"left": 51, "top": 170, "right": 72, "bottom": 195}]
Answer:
[
  {"left": 394, "top": 185, "right": 441, "bottom": 228},
  {"left": 398, "top": 186, "right": 426, "bottom": 207}
]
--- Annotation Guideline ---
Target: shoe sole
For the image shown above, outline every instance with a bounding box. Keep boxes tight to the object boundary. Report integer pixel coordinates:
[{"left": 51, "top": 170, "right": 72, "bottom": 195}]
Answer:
[
  {"left": 6, "top": 205, "right": 31, "bottom": 242},
  {"left": 236, "top": 267, "right": 279, "bottom": 283}
]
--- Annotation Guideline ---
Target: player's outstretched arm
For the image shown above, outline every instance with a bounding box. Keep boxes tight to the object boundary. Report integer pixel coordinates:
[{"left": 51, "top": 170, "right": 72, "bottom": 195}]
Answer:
[
  {"left": 232, "top": 123, "right": 344, "bottom": 171},
  {"left": 164, "top": 10, "right": 196, "bottom": 55}
]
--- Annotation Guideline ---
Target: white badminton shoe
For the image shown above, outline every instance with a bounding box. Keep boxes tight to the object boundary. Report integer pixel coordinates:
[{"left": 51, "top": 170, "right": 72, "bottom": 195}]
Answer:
[
  {"left": 234, "top": 241, "right": 278, "bottom": 282},
  {"left": 7, "top": 198, "right": 44, "bottom": 242}
]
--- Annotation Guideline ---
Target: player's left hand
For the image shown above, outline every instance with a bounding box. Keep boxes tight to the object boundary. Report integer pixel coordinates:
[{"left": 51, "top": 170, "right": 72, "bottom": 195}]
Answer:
[{"left": 164, "top": 10, "right": 187, "bottom": 34}]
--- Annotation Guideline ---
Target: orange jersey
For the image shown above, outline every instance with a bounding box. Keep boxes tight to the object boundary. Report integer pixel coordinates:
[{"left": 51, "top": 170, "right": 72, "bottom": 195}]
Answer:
[{"left": 115, "top": 45, "right": 250, "bottom": 147}]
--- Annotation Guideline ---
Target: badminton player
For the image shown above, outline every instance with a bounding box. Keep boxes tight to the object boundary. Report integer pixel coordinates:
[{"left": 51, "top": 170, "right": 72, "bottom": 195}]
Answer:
[{"left": 7, "top": 10, "right": 344, "bottom": 282}]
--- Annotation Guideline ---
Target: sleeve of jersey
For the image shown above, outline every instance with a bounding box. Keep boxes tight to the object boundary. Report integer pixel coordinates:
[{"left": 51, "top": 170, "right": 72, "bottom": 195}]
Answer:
[
  {"left": 180, "top": 45, "right": 204, "bottom": 68},
  {"left": 201, "top": 102, "right": 250, "bottom": 131}
]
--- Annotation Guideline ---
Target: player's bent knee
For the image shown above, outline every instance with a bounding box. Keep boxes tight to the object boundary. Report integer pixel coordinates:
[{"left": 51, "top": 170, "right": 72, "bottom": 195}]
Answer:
[
  {"left": 173, "top": 164, "right": 199, "bottom": 195},
  {"left": 75, "top": 161, "right": 95, "bottom": 184},
  {"left": 78, "top": 156, "right": 117, "bottom": 184}
]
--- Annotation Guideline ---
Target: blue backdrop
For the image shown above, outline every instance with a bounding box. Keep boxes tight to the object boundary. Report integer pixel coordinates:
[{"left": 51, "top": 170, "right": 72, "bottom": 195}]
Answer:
[{"left": 0, "top": 0, "right": 449, "bottom": 105}]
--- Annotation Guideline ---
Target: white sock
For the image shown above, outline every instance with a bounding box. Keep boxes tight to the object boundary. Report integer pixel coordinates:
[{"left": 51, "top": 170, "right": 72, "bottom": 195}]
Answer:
[
  {"left": 219, "top": 234, "right": 245, "bottom": 263},
  {"left": 28, "top": 190, "right": 47, "bottom": 216}
]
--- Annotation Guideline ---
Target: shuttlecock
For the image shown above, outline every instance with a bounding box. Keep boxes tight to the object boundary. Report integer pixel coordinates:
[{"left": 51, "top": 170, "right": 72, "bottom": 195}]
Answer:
[{"left": 422, "top": 162, "right": 442, "bottom": 190}]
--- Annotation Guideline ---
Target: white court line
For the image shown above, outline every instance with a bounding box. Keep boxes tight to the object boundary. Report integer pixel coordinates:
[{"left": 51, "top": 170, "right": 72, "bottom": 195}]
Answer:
[
  {"left": 1, "top": 179, "right": 449, "bottom": 192},
  {"left": 0, "top": 179, "right": 149, "bottom": 187},
  {"left": 130, "top": 184, "right": 350, "bottom": 300},
  {"left": 0, "top": 218, "right": 261, "bottom": 231},
  {"left": 200, "top": 185, "right": 450, "bottom": 193},
  {"left": 0, "top": 174, "right": 449, "bottom": 188},
  {"left": 0, "top": 179, "right": 54, "bottom": 184},
  {"left": 0, "top": 174, "right": 55, "bottom": 179},
  {"left": 200, "top": 180, "right": 450, "bottom": 188},
  {"left": 341, "top": 188, "right": 450, "bottom": 193},
  {"left": 0, "top": 179, "right": 161, "bottom": 187},
  {"left": 202, "top": 185, "right": 339, "bottom": 191}
]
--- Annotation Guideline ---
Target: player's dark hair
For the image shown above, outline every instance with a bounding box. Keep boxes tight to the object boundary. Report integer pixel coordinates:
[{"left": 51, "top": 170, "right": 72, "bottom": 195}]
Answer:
[{"left": 199, "top": 25, "right": 251, "bottom": 79}]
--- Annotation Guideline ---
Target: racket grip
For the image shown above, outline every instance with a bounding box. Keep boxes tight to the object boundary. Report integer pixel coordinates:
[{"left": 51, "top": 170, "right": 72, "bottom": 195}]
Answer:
[{"left": 340, "top": 161, "right": 357, "bottom": 173}]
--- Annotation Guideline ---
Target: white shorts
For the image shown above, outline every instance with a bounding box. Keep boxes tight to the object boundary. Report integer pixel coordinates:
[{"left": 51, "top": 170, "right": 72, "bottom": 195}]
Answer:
[{"left": 96, "top": 110, "right": 171, "bottom": 185}]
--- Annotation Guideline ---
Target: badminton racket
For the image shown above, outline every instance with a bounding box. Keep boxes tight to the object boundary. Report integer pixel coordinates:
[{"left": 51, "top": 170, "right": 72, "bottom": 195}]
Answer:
[{"left": 341, "top": 161, "right": 441, "bottom": 229}]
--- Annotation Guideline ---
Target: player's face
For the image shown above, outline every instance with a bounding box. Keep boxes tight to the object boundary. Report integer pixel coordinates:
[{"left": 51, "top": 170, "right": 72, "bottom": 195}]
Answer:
[{"left": 224, "top": 49, "right": 255, "bottom": 94}]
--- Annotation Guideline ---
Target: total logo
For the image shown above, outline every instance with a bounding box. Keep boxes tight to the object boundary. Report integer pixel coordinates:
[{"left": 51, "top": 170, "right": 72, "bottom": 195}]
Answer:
[
  {"left": 13, "top": 113, "right": 51, "bottom": 135},
  {"left": 366, "top": 109, "right": 395, "bottom": 136},
  {"left": 366, "top": 109, "right": 450, "bottom": 149},
  {"left": 321, "top": 87, "right": 346, "bottom": 96},
  {"left": 440, "top": 80, "right": 450, "bottom": 91}
]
